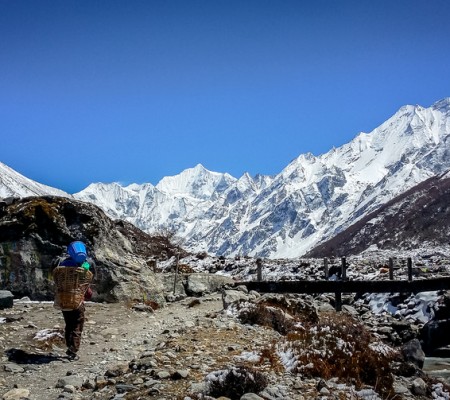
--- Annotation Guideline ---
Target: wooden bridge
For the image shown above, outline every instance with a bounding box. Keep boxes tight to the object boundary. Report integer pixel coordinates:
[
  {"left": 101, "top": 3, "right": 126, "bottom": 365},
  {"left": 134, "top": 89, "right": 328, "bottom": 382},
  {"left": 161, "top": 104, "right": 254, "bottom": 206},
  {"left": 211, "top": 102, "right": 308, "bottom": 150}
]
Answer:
[{"left": 238, "top": 257, "right": 450, "bottom": 311}]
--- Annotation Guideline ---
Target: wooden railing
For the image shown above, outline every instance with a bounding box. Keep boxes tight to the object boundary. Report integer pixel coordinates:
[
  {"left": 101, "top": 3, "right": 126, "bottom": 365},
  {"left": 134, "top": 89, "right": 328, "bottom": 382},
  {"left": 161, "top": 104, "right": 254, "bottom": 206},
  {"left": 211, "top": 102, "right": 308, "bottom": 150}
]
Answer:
[{"left": 239, "top": 257, "right": 450, "bottom": 311}]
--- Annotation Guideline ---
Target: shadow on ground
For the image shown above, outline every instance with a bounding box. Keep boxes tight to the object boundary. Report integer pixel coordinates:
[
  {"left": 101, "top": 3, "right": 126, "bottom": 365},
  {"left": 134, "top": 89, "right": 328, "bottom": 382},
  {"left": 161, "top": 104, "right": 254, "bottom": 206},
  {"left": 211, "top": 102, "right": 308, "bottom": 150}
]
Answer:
[{"left": 5, "top": 348, "right": 63, "bottom": 364}]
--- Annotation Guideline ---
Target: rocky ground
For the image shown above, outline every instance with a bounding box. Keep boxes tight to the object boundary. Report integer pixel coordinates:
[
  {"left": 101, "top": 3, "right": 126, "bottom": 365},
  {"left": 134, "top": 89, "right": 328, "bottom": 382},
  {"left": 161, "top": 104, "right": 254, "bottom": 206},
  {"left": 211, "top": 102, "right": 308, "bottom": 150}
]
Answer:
[
  {"left": 1, "top": 289, "right": 450, "bottom": 400},
  {"left": 1, "top": 295, "right": 227, "bottom": 400},
  {"left": 3, "top": 294, "right": 300, "bottom": 400}
]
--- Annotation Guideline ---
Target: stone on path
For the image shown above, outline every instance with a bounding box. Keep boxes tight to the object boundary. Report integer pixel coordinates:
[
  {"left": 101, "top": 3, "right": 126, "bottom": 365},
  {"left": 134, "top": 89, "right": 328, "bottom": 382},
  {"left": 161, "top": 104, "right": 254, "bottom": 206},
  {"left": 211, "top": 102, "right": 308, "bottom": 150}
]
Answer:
[{"left": 2, "top": 388, "right": 30, "bottom": 400}]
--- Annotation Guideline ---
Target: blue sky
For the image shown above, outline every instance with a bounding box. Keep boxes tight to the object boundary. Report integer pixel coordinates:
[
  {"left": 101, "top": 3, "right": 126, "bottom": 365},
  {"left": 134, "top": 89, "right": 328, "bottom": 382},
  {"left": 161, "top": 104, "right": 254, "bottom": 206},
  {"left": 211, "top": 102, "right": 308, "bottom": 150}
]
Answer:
[{"left": 1, "top": 0, "right": 450, "bottom": 194}]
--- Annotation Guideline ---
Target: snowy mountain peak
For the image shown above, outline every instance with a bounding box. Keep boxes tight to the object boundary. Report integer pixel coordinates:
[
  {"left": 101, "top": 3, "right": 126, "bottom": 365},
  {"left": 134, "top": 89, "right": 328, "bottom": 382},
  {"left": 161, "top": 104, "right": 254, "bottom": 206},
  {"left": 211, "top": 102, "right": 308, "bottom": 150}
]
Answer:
[
  {"left": 432, "top": 97, "right": 450, "bottom": 113},
  {"left": 2, "top": 98, "right": 450, "bottom": 259},
  {"left": 156, "top": 163, "right": 236, "bottom": 199},
  {"left": 0, "top": 162, "right": 70, "bottom": 199}
]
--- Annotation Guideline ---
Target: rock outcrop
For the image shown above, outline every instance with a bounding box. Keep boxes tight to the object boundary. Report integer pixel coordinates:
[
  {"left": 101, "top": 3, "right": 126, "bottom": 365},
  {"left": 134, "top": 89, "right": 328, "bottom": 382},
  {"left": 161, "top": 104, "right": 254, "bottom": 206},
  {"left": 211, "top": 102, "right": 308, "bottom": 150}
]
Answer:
[
  {"left": 0, "top": 290, "right": 13, "bottom": 309},
  {"left": 420, "top": 290, "right": 450, "bottom": 356},
  {"left": 306, "top": 173, "right": 450, "bottom": 257},
  {"left": 0, "top": 196, "right": 181, "bottom": 303}
]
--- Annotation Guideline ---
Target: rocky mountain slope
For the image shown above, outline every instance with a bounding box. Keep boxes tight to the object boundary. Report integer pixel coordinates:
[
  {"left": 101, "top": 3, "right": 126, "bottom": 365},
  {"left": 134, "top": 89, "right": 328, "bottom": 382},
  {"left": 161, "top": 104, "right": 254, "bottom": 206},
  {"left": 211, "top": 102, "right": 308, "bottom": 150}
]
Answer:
[
  {"left": 0, "top": 163, "right": 69, "bottom": 199},
  {"left": 306, "top": 171, "right": 450, "bottom": 258}
]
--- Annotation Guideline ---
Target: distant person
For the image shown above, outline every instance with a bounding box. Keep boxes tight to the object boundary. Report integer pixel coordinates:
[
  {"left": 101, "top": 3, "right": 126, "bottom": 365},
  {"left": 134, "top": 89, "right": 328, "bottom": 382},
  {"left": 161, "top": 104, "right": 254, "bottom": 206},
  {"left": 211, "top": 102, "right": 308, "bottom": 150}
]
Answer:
[{"left": 52, "top": 241, "right": 94, "bottom": 361}]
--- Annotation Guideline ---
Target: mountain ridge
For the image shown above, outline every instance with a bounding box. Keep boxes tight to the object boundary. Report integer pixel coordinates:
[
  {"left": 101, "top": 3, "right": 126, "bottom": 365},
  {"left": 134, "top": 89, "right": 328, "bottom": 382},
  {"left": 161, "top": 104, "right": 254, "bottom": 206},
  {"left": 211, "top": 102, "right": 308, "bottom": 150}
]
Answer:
[
  {"left": 2, "top": 98, "right": 450, "bottom": 258},
  {"left": 305, "top": 170, "right": 450, "bottom": 257},
  {"left": 0, "top": 162, "right": 70, "bottom": 199}
]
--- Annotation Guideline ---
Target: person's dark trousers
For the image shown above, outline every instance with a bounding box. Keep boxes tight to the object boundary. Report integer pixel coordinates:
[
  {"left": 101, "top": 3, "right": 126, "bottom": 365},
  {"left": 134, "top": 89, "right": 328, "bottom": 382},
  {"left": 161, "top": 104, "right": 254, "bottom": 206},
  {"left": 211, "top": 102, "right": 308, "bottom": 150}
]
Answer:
[{"left": 62, "top": 303, "right": 85, "bottom": 354}]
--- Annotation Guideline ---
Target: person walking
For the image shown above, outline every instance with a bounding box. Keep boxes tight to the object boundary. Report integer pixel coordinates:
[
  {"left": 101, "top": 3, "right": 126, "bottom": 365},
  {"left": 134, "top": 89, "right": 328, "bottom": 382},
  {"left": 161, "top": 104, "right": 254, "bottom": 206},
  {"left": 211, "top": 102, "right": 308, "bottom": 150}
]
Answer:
[{"left": 52, "top": 241, "right": 94, "bottom": 361}]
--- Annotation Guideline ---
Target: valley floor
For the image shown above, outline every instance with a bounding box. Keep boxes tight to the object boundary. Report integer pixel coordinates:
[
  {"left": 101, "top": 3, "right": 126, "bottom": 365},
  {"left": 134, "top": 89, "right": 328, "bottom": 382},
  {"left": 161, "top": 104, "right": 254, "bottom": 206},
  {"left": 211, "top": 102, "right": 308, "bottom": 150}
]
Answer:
[{"left": 0, "top": 293, "right": 449, "bottom": 400}]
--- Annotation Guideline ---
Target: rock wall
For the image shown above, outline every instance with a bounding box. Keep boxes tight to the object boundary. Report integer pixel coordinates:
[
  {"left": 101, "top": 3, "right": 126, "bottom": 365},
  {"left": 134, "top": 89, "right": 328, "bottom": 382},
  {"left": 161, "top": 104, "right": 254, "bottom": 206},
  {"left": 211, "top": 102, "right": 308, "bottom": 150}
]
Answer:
[{"left": 0, "top": 196, "right": 180, "bottom": 304}]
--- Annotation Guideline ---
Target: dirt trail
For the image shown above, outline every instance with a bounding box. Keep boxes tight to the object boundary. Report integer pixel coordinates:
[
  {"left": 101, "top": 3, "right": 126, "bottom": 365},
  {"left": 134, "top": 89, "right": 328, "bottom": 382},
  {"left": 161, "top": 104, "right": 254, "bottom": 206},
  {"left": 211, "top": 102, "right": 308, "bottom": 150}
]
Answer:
[{"left": 0, "top": 295, "right": 224, "bottom": 400}]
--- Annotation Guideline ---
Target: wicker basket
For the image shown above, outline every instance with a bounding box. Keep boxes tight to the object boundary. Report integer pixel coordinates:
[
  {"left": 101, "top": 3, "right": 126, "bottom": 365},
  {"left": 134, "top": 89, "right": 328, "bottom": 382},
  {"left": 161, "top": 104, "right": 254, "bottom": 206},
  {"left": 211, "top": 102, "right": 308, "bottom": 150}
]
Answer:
[{"left": 53, "top": 266, "right": 93, "bottom": 310}]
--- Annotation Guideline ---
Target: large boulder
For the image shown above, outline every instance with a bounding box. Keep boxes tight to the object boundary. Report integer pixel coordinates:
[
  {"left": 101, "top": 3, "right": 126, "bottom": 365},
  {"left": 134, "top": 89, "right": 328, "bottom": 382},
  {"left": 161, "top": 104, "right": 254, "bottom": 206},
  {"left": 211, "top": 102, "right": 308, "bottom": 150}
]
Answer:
[
  {"left": 420, "top": 319, "right": 450, "bottom": 356},
  {"left": 186, "top": 273, "right": 234, "bottom": 296},
  {"left": 402, "top": 339, "right": 425, "bottom": 369},
  {"left": 0, "top": 196, "right": 180, "bottom": 304},
  {"left": 420, "top": 290, "right": 450, "bottom": 355},
  {"left": 0, "top": 290, "right": 13, "bottom": 309},
  {"left": 160, "top": 273, "right": 235, "bottom": 300},
  {"left": 222, "top": 289, "right": 251, "bottom": 309}
]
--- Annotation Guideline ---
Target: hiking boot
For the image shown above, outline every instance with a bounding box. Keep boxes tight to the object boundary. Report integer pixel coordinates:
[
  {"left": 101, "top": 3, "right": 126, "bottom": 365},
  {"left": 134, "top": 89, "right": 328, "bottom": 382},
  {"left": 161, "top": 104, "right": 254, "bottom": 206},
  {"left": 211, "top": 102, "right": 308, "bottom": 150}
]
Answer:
[{"left": 66, "top": 349, "right": 80, "bottom": 361}]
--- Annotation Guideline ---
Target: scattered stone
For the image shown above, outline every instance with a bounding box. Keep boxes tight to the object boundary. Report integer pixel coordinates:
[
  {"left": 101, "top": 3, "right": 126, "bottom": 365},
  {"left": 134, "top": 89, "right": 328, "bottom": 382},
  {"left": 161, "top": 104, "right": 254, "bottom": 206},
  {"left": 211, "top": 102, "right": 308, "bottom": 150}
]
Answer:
[
  {"left": 2, "top": 388, "right": 30, "bottom": 400},
  {"left": 187, "top": 274, "right": 234, "bottom": 296},
  {"left": 63, "top": 384, "right": 76, "bottom": 393},
  {"left": 55, "top": 376, "right": 84, "bottom": 389},
  {"left": 222, "top": 290, "right": 250, "bottom": 309},
  {"left": 172, "top": 369, "right": 189, "bottom": 379},
  {"left": 240, "top": 395, "right": 264, "bottom": 400},
  {"left": 1, "top": 260, "right": 450, "bottom": 400},
  {"left": 116, "top": 383, "right": 137, "bottom": 393},
  {"left": 3, "top": 363, "right": 25, "bottom": 373},
  {"left": 105, "top": 363, "right": 129, "bottom": 377},
  {"left": 101, "top": 327, "right": 120, "bottom": 337},
  {"left": 393, "top": 382, "right": 410, "bottom": 394},
  {"left": 156, "top": 370, "right": 171, "bottom": 379},
  {"left": 411, "top": 378, "right": 427, "bottom": 396},
  {"left": 95, "top": 377, "right": 108, "bottom": 390},
  {"left": 132, "top": 304, "right": 154, "bottom": 312}
]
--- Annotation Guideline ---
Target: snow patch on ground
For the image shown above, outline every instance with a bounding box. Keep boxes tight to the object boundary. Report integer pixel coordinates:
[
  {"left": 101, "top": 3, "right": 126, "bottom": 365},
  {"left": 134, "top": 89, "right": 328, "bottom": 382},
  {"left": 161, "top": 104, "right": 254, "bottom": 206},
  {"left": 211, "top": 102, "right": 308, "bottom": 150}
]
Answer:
[{"left": 33, "top": 328, "right": 64, "bottom": 341}]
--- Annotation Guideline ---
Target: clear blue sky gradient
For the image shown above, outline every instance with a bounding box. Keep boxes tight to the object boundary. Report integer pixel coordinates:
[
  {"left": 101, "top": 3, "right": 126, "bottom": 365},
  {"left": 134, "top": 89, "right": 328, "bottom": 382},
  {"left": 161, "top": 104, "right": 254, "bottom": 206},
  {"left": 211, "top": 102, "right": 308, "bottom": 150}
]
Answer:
[{"left": 1, "top": 0, "right": 450, "bottom": 193}]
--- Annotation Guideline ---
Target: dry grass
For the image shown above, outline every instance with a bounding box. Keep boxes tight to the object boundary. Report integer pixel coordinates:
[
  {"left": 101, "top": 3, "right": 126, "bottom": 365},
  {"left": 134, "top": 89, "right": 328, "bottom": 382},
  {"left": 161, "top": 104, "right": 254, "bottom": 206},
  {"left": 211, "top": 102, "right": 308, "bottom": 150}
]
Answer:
[
  {"left": 279, "top": 312, "right": 397, "bottom": 398},
  {"left": 259, "top": 342, "right": 285, "bottom": 373},
  {"left": 237, "top": 301, "right": 398, "bottom": 399}
]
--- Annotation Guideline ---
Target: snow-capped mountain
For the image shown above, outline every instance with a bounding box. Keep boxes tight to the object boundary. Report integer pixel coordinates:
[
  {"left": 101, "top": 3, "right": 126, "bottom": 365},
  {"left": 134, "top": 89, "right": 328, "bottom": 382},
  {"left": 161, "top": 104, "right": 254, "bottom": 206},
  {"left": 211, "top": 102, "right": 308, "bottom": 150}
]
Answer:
[
  {"left": 0, "top": 162, "right": 70, "bottom": 199},
  {"left": 74, "top": 164, "right": 273, "bottom": 239},
  {"left": 2, "top": 98, "right": 450, "bottom": 258},
  {"left": 306, "top": 171, "right": 450, "bottom": 257},
  {"left": 72, "top": 98, "right": 450, "bottom": 258}
]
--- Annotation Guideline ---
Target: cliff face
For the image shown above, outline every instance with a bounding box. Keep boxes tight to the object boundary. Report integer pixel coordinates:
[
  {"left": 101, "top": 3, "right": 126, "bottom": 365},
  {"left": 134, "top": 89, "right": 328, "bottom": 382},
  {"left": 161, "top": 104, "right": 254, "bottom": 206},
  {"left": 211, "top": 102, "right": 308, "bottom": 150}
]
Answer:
[
  {"left": 306, "top": 173, "right": 450, "bottom": 258},
  {"left": 0, "top": 196, "right": 178, "bottom": 303}
]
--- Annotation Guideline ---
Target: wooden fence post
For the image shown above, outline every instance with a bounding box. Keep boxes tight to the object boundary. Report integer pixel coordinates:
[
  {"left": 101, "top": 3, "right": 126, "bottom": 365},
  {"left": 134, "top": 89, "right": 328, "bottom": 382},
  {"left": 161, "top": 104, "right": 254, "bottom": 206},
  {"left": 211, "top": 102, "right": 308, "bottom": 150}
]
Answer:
[
  {"left": 335, "top": 292, "right": 342, "bottom": 311},
  {"left": 389, "top": 258, "right": 394, "bottom": 280},
  {"left": 173, "top": 252, "right": 180, "bottom": 295},
  {"left": 324, "top": 258, "right": 329, "bottom": 279},
  {"left": 341, "top": 257, "right": 347, "bottom": 280},
  {"left": 407, "top": 258, "right": 413, "bottom": 281},
  {"left": 256, "top": 258, "right": 263, "bottom": 282}
]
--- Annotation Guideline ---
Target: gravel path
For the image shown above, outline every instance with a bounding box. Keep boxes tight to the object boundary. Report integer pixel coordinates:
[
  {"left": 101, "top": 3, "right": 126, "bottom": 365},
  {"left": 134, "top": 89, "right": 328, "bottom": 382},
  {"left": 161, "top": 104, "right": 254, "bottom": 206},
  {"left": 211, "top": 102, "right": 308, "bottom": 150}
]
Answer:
[{"left": 0, "top": 296, "right": 226, "bottom": 400}]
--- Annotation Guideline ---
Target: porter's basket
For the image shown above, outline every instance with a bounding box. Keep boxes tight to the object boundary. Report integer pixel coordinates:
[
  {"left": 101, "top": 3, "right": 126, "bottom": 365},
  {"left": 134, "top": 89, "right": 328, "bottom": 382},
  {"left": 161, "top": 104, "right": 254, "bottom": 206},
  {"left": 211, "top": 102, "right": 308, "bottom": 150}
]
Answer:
[{"left": 52, "top": 266, "right": 93, "bottom": 310}]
